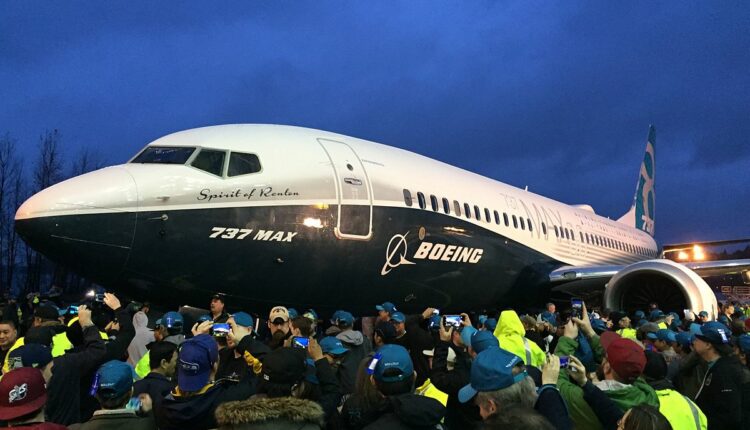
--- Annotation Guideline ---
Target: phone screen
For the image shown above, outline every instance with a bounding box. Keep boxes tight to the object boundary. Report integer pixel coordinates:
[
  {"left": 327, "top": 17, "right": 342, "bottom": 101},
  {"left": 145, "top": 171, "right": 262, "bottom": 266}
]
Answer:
[
  {"left": 212, "top": 323, "right": 230, "bottom": 336},
  {"left": 293, "top": 336, "right": 309, "bottom": 348},
  {"left": 559, "top": 356, "right": 570, "bottom": 368},
  {"left": 444, "top": 315, "right": 462, "bottom": 328},
  {"left": 571, "top": 298, "right": 583, "bottom": 318}
]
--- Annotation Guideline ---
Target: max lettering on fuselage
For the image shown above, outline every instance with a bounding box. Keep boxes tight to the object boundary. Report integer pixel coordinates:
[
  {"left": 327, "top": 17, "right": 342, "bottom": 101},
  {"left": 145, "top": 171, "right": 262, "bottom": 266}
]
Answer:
[
  {"left": 381, "top": 232, "right": 483, "bottom": 276},
  {"left": 209, "top": 227, "right": 297, "bottom": 242}
]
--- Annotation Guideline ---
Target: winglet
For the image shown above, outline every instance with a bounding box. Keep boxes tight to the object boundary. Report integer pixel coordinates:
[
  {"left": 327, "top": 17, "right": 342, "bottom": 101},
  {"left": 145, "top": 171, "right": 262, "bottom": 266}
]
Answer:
[{"left": 617, "top": 126, "right": 655, "bottom": 236}]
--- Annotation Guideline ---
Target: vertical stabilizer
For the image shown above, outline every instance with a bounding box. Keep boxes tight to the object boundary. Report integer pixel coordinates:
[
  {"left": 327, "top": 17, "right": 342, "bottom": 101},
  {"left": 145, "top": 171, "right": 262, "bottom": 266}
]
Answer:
[{"left": 617, "top": 126, "right": 655, "bottom": 236}]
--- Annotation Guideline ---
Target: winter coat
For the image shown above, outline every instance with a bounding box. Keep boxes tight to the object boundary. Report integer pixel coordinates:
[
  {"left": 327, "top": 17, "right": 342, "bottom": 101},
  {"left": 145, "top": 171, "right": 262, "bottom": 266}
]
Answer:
[
  {"left": 215, "top": 396, "right": 325, "bottom": 430},
  {"left": 429, "top": 341, "right": 481, "bottom": 429},
  {"left": 694, "top": 355, "right": 744, "bottom": 429},
  {"left": 68, "top": 410, "right": 157, "bottom": 430},
  {"left": 127, "top": 311, "right": 152, "bottom": 367},
  {"left": 493, "top": 310, "right": 545, "bottom": 368},
  {"left": 535, "top": 385, "right": 573, "bottom": 430},
  {"left": 361, "top": 394, "right": 446, "bottom": 430},
  {"left": 132, "top": 372, "right": 175, "bottom": 411},
  {"left": 336, "top": 329, "right": 372, "bottom": 395}
]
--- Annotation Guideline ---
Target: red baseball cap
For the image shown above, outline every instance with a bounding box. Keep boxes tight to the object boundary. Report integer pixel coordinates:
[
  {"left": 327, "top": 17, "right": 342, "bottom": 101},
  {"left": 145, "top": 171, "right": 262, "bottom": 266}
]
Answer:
[
  {"left": 0, "top": 368, "right": 47, "bottom": 420},
  {"left": 600, "top": 331, "right": 621, "bottom": 351},
  {"left": 606, "top": 338, "right": 646, "bottom": 383}
]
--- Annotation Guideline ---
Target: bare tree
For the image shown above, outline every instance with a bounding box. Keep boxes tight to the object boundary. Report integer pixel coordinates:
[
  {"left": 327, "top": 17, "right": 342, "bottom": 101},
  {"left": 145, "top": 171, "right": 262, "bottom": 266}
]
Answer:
[
  {"left": 0, "top": 133, "right": 23, "bottom": 296},
  {"left": 71, "top": 146, "right": 106, "bottom": 176}
]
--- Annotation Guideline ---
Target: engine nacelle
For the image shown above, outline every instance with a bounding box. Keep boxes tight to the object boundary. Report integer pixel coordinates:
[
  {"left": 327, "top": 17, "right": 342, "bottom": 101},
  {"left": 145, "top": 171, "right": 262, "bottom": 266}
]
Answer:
[{"left": 603, "top": 259, "right": 718, "bottom": 315}]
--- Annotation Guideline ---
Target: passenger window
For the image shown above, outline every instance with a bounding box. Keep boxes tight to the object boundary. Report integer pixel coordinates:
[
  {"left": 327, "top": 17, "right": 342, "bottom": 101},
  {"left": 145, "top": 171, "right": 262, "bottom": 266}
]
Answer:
[
  {"left": 554, "top": 225, "right": 559, "bottom": 237},
  {"left": 580, "top": 232, "right": 584, "bottom": 242},
  {"left": 512, "top": 215, "right": 518, "bottom": 229},
  {"left": 484, "top": 208, "right": 491, "bottom": 223},
  {"left": 191, "top": 149, "right": 226, "bottom": 176},
  {"left": 494, "top": 211, "right": 500, "bottom": 225},
  {"left": 542, "top": 222, "right": 547, "bottom": 235},
  {"left": 527, "top": 218, "right": 533, "bottom": 232},
  {"left": 474, "top": 205, "right": 481, "bottom": 220},
  {"left": 464, "top": 203, "right": 471, "bottom": 219},
  {"left": 519, "top": 217, "right": 525, "bottom": 230},
  {"left": 417, "top": 192, "right": 426, "bottom": 209},
  {"left": 403, "top": 189, "right": 413, "bottom": 207},
  {"left": 228, "top": 152, "right": 261, "bottom": 177},
  {"left": 503, "top": 213, "right": 509, "bottom": 227},
  {"left": 442, "top": 198, "right": 450, "bottom": 214},
  {"left": 564, "top": 229, "right": 570, "bottom": 240},
  {"left": 430, "top": 195, "right": 439, "bottom": 212},
  {"left": 454, "top": 200, "right": 462, "bottom": 216}
]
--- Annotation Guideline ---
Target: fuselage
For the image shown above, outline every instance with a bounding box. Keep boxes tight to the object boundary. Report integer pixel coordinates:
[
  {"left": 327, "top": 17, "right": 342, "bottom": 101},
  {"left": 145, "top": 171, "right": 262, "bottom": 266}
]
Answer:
[{"left": 14, "top": 124, "right": 659, "bottom": 313}]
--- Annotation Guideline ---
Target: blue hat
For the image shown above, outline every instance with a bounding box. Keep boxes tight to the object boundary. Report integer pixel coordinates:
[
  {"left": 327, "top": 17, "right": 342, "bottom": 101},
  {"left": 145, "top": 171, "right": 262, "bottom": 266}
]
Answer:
[
  {"left": 738, "top": 334, "right": 750, "bottom": 353},
  {"left": 232, "top": 312, "right": 254, "bottom": 329},
  {"left": 591, "top": 319, "right": 608, "bottom": 334},
  {"left": 158, "top": 311, "right": 184, "bottom": 329},
  {"left": 390, "top": 312, "right": 406, "bottom": 324},
  {"left": 196, "top": 314, "right": 212, "bottom": 324},
  {"left": 375, "top": 302, "right": 397, "bottom": 314},
  {"left": 668, "top": 312, "right": 681, "bottom": 324},
  {"left": 634, "top": 310, "right": 646, "bottom": 319},
  {"left": 371, "top": 344, "right": 413, "bottom": 383},
  {"left": 649, "top": 310, "right": 665, "bottom": 321},
  {"left": 471, "top": 330, "right": 499, "bottom": 353},
  {"left": 287, "top": 308, "right": 300, "bottom": 319},
  {"left": 695, "top": 322, "right": 731, "bottom": 345},
  {"left": 177, "top": 334, "right": 219, "bottom": 392},
  {"left": 331, "top": 310, "right": 355, "bottom": 327},
  {"left": 484, "top": 318, "right": 498, "bottom": 332},
  {"left": 698, "top": 311, "right": 709, "bottom": 318},
  {"left": 320, "top": 337, "right": 348, "bottom": 355},
  {"left": 8, "top": 344, "right": 53, "bottom": 370},
  {"left": 303, "top": 309, "right": 319, "bottom": 321},
  {"left": 477, "top": 315, "right": 488, "bottom": 326},
  {"left": 656, "top": 329, "right": 676, "bottom": 343},
  {"left": 458, "top": 347, "right": 527, "bottom": 403},
  {"left": 93, "top": 360, "right": 134, "bottom": 399},
  {"left": 460, "top": 326, "right": 478, "bottom": 347},
  {"left": 675, "top": 332, "right": 693, "bottom": 349}
]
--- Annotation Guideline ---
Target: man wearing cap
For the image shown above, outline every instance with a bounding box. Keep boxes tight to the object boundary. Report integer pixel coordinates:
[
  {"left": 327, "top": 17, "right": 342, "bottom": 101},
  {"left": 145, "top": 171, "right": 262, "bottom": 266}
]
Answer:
[
  {"left": 69, "top": 360, "right": 155, "bottom": 429},
  {"left": 361, "top": 344, "right": 446, "bottom": 429},
  {"left": 0, "top": 368, "right": 66, "bottom": 429},
  {"left": 373, "top": 321, "right": 397, "bottom": 348},
  {"left": 267, "top": 306, "right": 291, "bottom": 350},
  {"left": 330, "top": 310, "right": 371, "bottom": 395},
  {"left": 209, "top": 294, "right": 229, "bottom": 323},
  {"left": 493, "top": 310, "right": 546, "bottom": 368},
  {"left": 555, "top": 319, "right": 658, "bottom": 430},
  {"left": 692, "top": 322, "right": 744, "bottom": 428},
  {"left": 135, "top": 311, "right": 184, "bottom": 379},
  {"left": 216, "top": 312, "right": 269, "bottom": 381},
  {"left": 457, "top": 347, "right": 569, "bottom": 429},
  {"left": 156, "top": 327, "right": 259, "bottom": 430},
  {"left": 375, "top": 301, "right": 397, "bottom": 322}
]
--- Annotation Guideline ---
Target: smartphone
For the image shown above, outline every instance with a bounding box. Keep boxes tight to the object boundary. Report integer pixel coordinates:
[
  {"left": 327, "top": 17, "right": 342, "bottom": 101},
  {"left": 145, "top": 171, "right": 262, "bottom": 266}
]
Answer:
[
  {"left": 95, "top": 293, "right": 105, "bottom": 303},
  {"left": 293, "top": 336, "right": 310, "bottom": 348},
  {"left": 571, "top": 298, "right": 583, "bottom": 319},
  {"left": 559, "top": 356, "right": 570, "bottom": 368},
  {"left": 443, "top": 315, "right": 463, "bottom": 328},
  {"left": 211, "top": 323, "right": 231, "bottom": 337},
  {"left": 125, "top": 396, "right": 142, "bottom": 411},
  {"left": 68, "top": 305, "right": 79, "bottom": 315}
]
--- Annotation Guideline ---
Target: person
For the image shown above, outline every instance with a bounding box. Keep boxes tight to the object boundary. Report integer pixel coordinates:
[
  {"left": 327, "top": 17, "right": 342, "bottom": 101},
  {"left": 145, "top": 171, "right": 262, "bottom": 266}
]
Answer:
[
  {"left": 0, "top": 320, "right": 18, "bottom": 364},
  {"left": 479, "top": 405, "right": 555, "bottom": 430},
  {"left": 388, "top": 308, "right": 435, "bottom": 388},
  {"left": 215, "top": 397, "right": 325, "bottom": 430},
  {"left": 0, "top": 367, "right": 66, "bottom": 429},
  {"left": 216, "top": 312, "right": 267, "bottom": 381},
  {"left": 267, "top": 306, "right": 291, "bottom": 350},
  {"left": 361, "top": 344, "right": 446, "bottom": 429},
  {"left": 611, "top": 312, "right": 636, "bottom": 340},
  {"left": 492, "top": 310, "right": 545, "bottom": 368},
  {"left": 132, "top": 341, "right": 177, "bottom": 410},
  {"left": 617, "top": 404, "right": 673, "bottom": 430},
  {"left": 541, "top": 303, "right": 558, "bottom": 327},
  {"left": 459, "top": 347, "right": 570, "bottom": 429},
  {"left": 692, "top": 322, "right": 744, "bottom": 428},
  {"left": 69, "top": 360, "right": 156, "bottom": 430},
  {"left": 135, "top": 311, "right": 184, "bottom": 379},
  {"left": 155, "top": 325, "right": 258, "bottom": 430},
  {"left": 210, "top": 294, "right": 229, "bottom": 323},
  {"left": 332, "top": 310, "right": 372, "bottom": 395},
  {"left": 373, "top": 321, "right": 397, "bottom": 348},
  {"left": 127, "top": 311, "right": 152, "bottom": 367},
  {"left": 375, "top": 302, "right": 397, "bottom": 323},
  {"left": 340, "top": 355, "right": 387, "bottom": 429},
  {"left": 320, "top": 336, "right": 351, "bottom": 395}
]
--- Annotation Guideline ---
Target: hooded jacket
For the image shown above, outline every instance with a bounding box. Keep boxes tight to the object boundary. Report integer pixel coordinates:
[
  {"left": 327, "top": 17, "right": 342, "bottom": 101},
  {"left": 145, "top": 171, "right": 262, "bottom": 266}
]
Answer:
[
  {"left": 336, "top": 328, "right": 372, "bottom": 394},
  {"left": 493, "top": 310, "right": 546, "bottom": 368},
  {"left": 361, "top": 393, "right": 446, "bottom": 430},
  {"left": 127, "top": 311, "right": 152, "bottom": 366},
  {"left": 694, "top": 355, "right": 744, "bottom": 429},
  {"left": 215, "top": 397, "right": 325, "bottom": 430}
]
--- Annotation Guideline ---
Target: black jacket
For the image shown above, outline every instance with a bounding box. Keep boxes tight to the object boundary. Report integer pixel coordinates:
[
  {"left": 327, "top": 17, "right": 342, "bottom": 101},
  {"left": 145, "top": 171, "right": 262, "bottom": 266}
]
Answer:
[
  {"left": 216, "top": 347, "right": 248, "bottom": 381},
  {"left": 581, "top": 381, "right": 624, "bottom": 430},
  {"left": 361, "top": 394, "right": 446, "bottom": 430},
  {"left": 341, "top": 394, "right": 389, "bottom": 430},
  {"left": 45, "top": 325, "right": 107, "bottom": 426},
  {"left": 694, "top": 355, "right": 744, "bottom": 429},
  {"left": 535, "top": 385, "right": 573, "bottom": 430},
  {"left": 132, "top": 372, "right": 175, "bottom": 410},
  {"left": 394, "top": 315, "right": 434, "bottom": 388},
  {"left": 68, "top": 410, "right": 156, "bottom": 430},
  {"left": 336, "top": 329, "right": 372, "bottom": 395},
  {"left": 430, "top": 341, "right": 481, "bottom": 429}
]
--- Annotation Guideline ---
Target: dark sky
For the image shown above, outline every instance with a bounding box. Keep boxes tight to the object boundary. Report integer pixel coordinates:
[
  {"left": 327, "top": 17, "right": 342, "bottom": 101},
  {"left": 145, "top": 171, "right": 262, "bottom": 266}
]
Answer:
[{"left": 2, "top": 2, "right": 748, "bottom": 245}]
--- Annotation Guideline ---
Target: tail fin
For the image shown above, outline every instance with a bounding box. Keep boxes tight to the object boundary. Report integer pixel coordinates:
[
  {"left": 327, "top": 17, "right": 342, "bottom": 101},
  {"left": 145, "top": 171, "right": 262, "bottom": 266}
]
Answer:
[{"left": 617, "top": 125, "right": 655, "bottom": 236}]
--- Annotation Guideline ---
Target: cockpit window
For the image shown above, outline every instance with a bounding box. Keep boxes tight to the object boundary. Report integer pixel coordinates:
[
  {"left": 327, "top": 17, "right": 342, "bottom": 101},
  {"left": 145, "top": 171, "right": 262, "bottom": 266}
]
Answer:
[
  {"left": 228, "top": 152, "right": 262, "bottom": 177},
  {"left": 191, "top": 149, "right": 226, "bottom": 176},
  {"left": 131, "top": 146, "right": 195, "bottom": 164}
]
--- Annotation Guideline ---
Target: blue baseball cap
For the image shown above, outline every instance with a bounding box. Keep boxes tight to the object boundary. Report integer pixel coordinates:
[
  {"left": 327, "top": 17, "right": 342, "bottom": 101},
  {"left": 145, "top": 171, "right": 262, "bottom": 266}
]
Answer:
[
  {"left": 471, "top": 330, "right": 499, "bottom": 353},
  {"left": 484, "top": 318, "right": 498, "bottom": 332},
  {"left": 459, "top": 347, "right": 527, "bottom": 403},
  {"left": 634, "top": 310, "right": 646, "bottom": 319},
  {"left": 698, "top": 311, "right": 709, "bottom": 318},
  {"left": 460, "top": 326, "right": 477, "bottom": 347},
  {"left": 656, "top": 329, "right": 676, "bottom": 343},
  {"left": 390, "top": 312, "right": 406, "bottom": 324},
  {"left": 287, "top": 308, "right": 300, "bottom": 319},
  {"left": 675, "top": 332, "right": 693, "bottom": 349},
  {"left": 303, "top": 309, "right": 319, "bottom": 321},
  {"left": 372, "top": 344, "right": 413, "bottom": 383},
  {"left": 320, "top": 337, "right": 348, "bottom": 355},
  {"left": 477, "top": 315, "right": 488, "bottom": 326},
  {"left": 591, "top": 319, "right": 608, "bottom": 334},
  {"left": 695, "top": 322, "right": 731, "bottom": 345},
  {"left": 93, "top": 360, "right": 134, "bottom": 399},
  {"left": 177, "top": 334, "right": 219, "bottom": 392},
  {"left": 738, "top": 334, "right": 750, "bottom": 354},
  {"left": 196, "top": 314, "right": 212, "bottom": 324},
  {"left": 375, "top": 302, "right": 397, "bottom": 314},
  {"left": 232, "top": 312, "right": 254, "bottom": 329},
  {"left": 8, "top": 344, "right": 53, "bottom": 370},
  {"left": 331, "top": 310, "right": 355, "bottom": 326},
  {"left": 157, "top": 311, "right": 184, "bottom": 329},
  {"left": 649, "top": 310, "right": 665, "bottom": 321}
]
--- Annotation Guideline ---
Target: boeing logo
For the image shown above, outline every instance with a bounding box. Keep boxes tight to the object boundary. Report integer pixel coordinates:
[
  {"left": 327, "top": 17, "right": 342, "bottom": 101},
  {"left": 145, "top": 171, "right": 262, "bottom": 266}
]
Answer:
[{"left": 381, "top": 232, "right": 484, "bottom": 276}]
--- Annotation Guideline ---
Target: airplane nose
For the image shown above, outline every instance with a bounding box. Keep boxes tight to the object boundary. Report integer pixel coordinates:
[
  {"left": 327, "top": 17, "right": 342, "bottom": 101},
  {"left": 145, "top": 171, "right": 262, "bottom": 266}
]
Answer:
[{"left": 15, "top": 166, "right": 138, "bottom": 284}]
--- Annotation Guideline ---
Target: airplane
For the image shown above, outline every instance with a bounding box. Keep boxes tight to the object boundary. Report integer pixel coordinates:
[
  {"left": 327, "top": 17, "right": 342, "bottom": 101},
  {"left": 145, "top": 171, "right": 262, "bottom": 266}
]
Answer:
[{"left": 13, "top": 124, "right": 750, "bottom": 316}]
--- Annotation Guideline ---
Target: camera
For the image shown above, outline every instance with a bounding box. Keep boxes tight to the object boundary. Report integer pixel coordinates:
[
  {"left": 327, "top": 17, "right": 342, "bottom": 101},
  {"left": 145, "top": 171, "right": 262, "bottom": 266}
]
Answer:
[
  {"left": 443, "top": 315, "right": 463, "bottom": 328},
  {"left": 211, "top": 323, "right": 230, "bottom": 337}
]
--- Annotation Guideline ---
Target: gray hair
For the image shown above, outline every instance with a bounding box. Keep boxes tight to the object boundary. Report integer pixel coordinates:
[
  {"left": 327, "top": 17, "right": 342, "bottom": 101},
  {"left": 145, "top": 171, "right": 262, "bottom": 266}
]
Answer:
[{"left": 475, "top": 376, "right": 538, "bottom": 410}]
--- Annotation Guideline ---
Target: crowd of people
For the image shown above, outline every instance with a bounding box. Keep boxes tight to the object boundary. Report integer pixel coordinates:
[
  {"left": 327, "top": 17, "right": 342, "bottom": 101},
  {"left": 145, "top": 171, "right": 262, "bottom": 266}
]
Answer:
[{"left": 0, "top": 292, "right": 748, "bottom": 430}]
